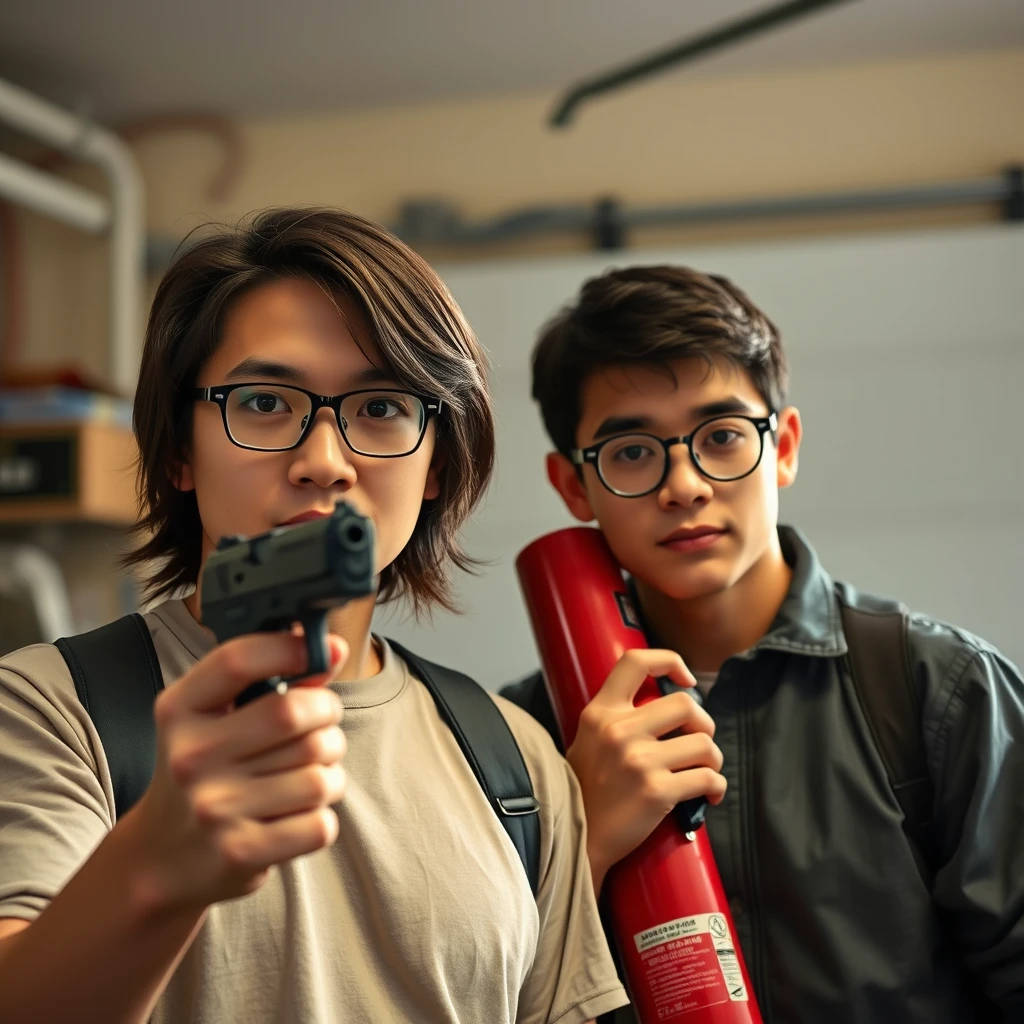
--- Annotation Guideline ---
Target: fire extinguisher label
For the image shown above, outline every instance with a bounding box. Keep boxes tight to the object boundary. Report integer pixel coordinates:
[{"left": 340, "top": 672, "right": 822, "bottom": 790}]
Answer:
[{"left": 633, "top": 913, "right": 748, "bottom": 1016}]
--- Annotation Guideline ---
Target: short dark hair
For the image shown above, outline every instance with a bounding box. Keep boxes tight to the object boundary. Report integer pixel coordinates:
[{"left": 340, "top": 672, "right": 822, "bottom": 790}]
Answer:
[
  {"left": 532, "top": 265, "right": 788, "bottom": 456},
  {"left": 125, "top": 206, "right": 494, "bottom": 614}
]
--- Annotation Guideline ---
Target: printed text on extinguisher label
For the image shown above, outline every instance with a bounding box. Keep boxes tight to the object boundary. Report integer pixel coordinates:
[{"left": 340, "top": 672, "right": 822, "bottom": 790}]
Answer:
[{"left": 633, "top": 913, "right": 747, "bottom": 1018}]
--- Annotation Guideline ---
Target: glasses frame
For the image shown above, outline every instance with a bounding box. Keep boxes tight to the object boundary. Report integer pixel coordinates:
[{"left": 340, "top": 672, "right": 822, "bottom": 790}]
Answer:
[
  {"left": 571, "top": 411, "right": 778, "bottom": 498},
  {"left": 190, "top": 383, "right": 442, "bottom": 457}
]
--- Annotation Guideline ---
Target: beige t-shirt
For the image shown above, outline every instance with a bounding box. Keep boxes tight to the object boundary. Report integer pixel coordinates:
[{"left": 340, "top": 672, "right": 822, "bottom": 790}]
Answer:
[{"left": 0, "top": 600, "right": 627, "bottom": 1024}]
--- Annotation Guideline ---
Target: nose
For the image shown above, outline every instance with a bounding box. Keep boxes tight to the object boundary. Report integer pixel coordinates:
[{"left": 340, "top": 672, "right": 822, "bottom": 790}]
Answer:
[
  {"left": 656, "top": 444, "right": 713, "bottom": 510},
  {"left": 287, "top": 408, "right": 357, "bottom": 490}
]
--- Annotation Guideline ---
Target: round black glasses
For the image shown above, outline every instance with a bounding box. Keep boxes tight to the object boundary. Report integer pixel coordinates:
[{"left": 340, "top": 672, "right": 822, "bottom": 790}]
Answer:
[{"left": 571, "top": 412, "right": 777, "bottom": 497}]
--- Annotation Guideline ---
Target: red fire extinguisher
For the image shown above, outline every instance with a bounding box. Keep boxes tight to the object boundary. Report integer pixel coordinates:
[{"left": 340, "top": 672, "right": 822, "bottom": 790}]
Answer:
[{"left": 516, "top": 526, "right": 761, "bottom": 1024}]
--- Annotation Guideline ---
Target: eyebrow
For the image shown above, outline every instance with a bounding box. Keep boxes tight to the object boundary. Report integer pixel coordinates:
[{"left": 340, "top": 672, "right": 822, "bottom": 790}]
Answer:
[
  {"left": 223, "top": 359, "right": 397, "bottom": 389},
  {"left": 590, "top": 396, "right": 760, "bottom": 442}
]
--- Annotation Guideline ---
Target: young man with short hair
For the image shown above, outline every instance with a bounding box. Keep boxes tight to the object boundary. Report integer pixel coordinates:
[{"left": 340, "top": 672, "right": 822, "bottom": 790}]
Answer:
[
  {"left": 504, "top": 265, "right": 1024, "bottom": 1023},
  {"left": 0, "top": 208, "right": 628, "bottom": 1024}
]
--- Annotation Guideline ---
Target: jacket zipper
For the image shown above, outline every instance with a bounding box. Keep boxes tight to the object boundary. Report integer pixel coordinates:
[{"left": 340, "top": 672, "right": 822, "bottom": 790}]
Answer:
[{"left": 740, "top": 676, "right": 773, "bottom": 1021}]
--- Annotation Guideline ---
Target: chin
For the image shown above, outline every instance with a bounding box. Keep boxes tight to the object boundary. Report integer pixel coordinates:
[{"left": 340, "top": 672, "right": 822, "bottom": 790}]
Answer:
[{"left": 641, "top": 564, "right": 733, "bottom": 602}]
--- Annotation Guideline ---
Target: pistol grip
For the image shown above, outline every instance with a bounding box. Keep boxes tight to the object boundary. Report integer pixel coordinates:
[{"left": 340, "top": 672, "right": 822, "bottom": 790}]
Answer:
[
  {"left": 232, "top": 616, "right": 330, "bottom": 709},
  {"left": 301, "top": 613, "right": 330, "bottom": 676}
]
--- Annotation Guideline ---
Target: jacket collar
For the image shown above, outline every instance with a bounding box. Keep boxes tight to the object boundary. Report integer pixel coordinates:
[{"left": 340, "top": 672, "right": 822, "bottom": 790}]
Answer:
[{"left": 754, "top": 525, "right": 847, "bottom": 660}]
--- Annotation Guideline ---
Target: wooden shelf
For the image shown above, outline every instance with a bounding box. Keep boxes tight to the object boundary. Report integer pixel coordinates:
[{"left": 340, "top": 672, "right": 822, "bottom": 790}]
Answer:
[{"left": 0, "top": 420, "right": 138, "bottom": 526}]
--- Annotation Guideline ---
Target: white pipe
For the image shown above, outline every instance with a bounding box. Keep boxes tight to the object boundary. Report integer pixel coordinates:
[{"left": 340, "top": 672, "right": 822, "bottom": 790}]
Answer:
[
  {"left": 0, "top": 77, "right": 145, "bottom": 395},
  {"left": 0, "top": 150, "right": 110, "bottom": 233}
]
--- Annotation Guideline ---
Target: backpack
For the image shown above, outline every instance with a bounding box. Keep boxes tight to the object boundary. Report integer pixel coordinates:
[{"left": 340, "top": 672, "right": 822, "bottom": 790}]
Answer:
[
  {"left": 54, "top": 615, "right": 541, "bottom": 895},
  {"left": 837, "top": 599, "right": 938, "bottom": 883}
]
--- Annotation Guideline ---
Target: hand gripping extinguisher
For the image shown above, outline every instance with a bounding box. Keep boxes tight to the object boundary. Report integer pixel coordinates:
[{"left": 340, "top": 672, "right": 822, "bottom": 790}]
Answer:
[{"left": 516, "top": 526, "right": 761, "bottom": 1024}]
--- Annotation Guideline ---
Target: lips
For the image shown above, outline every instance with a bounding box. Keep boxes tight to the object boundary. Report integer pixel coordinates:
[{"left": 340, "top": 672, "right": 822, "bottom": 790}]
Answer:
[
  {"left": 658, "top": 525, "right": 725, "bottom": 545},
  {"left": 277, "top": 509, "right": 333, "bottom": 527}
]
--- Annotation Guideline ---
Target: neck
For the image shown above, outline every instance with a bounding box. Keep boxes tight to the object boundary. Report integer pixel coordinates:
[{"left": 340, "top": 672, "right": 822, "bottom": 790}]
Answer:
[
  {"left": 634, "top": 533, "right": 792, "bottom": 673},
  {"left": 182, "top": 587, "right": 382, "bottom": 681}
]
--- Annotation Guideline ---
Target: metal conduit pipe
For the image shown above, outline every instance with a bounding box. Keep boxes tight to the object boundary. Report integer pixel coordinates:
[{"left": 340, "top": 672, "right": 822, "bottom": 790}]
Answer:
[
  {"left": 393, "top": 169, "right": 1023, "bottom": 249},
  {"left": 0, "top": 77, "right": 144, "bottom": 395},
  {"left": 550, "top": 0, "right": 855, "bottom": 127}
]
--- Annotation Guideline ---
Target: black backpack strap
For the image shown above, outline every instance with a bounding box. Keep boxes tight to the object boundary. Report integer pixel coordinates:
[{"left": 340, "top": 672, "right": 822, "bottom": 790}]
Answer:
[
  {"left": 839, "top": 601, "right": 938, "bottom": 882},
  {"left": 387, "top": 639, "right": 542, "bottom": 896},
  {"left": 55, "top": 613, "right": 164, "bottom": 820}
]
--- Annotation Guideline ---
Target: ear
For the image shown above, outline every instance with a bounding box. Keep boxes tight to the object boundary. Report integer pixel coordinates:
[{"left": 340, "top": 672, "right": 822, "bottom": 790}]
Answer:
[
  {"left": 423, "top": 446, "right": 446, "bottom": 501},
  {"left": 546, "top": 452, "right": 596, "bottom": 523},
  {"left": 775, "top": 406, "right": 802, "bottom": 490}
]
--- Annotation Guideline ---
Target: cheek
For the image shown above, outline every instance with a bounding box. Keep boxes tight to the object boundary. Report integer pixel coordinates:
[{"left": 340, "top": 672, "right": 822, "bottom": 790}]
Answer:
[
  {"left": 589, "top": 494, "right": 649, "bottom": 559},
  {"left": 189, "top": 425, "right": 279, "bottom": 538},
  {"left": 360, "top": 456, "right": 433, "bottom": 567},
  {"left": 742, "top": 466, "right": 779, "bottom": 522}
]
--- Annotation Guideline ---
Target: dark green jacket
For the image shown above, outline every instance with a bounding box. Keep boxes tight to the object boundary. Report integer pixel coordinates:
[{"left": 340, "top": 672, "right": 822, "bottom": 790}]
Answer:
[{"left": 502, "top": 527, "right": 1024, "bottom": 1023}]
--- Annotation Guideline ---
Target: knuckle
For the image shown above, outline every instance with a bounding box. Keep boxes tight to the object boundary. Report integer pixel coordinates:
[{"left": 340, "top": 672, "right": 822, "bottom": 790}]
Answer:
[
  {"left": 578, "top": 702, "right": 602, "bottom": 731},
  {"left": 270, "top": 694, "right": 305, "bottom": 734},
  {"left": 190, "top": 784, "right": 226, "bottom": 825},
  {"left": 168, "top": 741, "right": 203, "bottom": 786},
  {"left": 599, "top": 719, "right": 628, "bottom": 753},
  {"left": 312, "top": 807, "right": 339, "bottom": 848},
  {"left": 672, "top": 690, "right": 696, "bottom": 716},
  {"left": 326, "top": 692, "right": 344, "bottom": 724},
  {"left": 218, "top": 644, "right": 250, "bottom": 685},
  {"left": 218, "top": 830, "right": 253, "bottom": 871},
  {"left": 314, "top": 692, "right": 342, "bottom": 727},
  {"left": 304, "top": 765, "right": 331, "bottom": 803},
  {"left": 701, "top": 767, "right": 727, "bottom": 795},
  {"left": 299, "top": 730, "right": 325, "bottom": 761},
  {"left": 695, "top": 731, "right": 718, "bottom": 760},
  {"left": 620, "top": 745, "right": 649, "bottom": 777},
  {"left": 321, "top": 764, "right": 346, "bottom": 803},
  {"left": 639, "top": 774, "right": 668, "bottom": 807},
  {"left": 318, "top": 726, "right": 345, "bottom": 764}
]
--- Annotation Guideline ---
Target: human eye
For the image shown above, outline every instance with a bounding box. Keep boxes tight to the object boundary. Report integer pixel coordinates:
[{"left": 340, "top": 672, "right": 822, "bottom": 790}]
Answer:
[
  {"left": 698, "top": 417, "right": 754, "bottom": 451},
  {"left": 235, "top": 388, "right": 293, "bottom": 415},
  {"left": 706, "top": 427, "right": 742, "bottom": 447},
  {"left": 357, "top": 393, "right": 412, "bottom": 420},
  {"left": 607, "top": 436, "right": 658, "bottom": 463}
]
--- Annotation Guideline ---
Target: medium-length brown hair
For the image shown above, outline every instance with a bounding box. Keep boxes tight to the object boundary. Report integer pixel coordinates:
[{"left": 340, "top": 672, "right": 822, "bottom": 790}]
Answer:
[
  {"left": 125, "top": 206, "right": 494, "bottom": 614},
  {"left": 532, "top": 265, "right": 788, "bottom": 456}
]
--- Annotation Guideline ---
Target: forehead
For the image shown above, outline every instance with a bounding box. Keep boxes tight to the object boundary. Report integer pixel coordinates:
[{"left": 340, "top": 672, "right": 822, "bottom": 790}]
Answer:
[
  {"left": 206, "top": 277, "right": 381, "bottom": 376},
  {"left": 577, "top": 358, "right": 763, "bottom": 433}
]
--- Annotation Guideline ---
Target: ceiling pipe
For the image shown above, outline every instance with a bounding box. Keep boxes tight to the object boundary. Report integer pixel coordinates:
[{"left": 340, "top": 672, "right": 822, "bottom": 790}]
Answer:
[
  {"left": 0, "top": 77, "right": 144, "bottom": 395},
  {"left": 393, "top": 170, "right": 1020, "bottom": 250},
  {"left": 550, "top": 0, "right": 857, "bottom": 128},
  {"left": 0, "top": 149, "right": 110, "bottom": 233}
]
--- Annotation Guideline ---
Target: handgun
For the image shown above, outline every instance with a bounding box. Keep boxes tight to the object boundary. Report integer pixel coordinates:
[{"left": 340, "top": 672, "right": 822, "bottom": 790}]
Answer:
[{"left": 200, "top": 500, "right": 375, "bottom": 706}]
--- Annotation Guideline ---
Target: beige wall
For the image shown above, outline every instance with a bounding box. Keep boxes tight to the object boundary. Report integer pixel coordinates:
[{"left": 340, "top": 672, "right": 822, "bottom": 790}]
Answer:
[{"left": 11, "top": 47, "right": 1024, "bottom": 387}]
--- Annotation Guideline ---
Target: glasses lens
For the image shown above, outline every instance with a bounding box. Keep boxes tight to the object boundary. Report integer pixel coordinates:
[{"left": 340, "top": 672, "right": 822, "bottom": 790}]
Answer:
[
  {"left": 597, "top": 434, "right": 666, "bottom": 496},
  {"left": 225, "top": 385, "right": 312, "bottom": 450},
  {"left": 692, "top": 417, "right": 763, "bottom": 480},
  {"left": 339, "top": 391, "right": 426, "bottom": 456}
]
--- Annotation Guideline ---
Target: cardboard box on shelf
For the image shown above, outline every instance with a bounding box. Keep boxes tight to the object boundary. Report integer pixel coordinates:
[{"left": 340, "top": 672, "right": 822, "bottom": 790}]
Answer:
[{"left": 0, "top": 419, "right": 138, "bottom": 526}]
